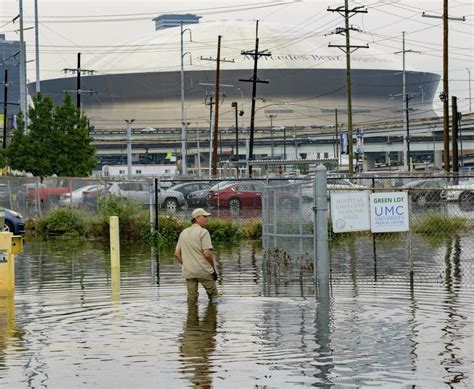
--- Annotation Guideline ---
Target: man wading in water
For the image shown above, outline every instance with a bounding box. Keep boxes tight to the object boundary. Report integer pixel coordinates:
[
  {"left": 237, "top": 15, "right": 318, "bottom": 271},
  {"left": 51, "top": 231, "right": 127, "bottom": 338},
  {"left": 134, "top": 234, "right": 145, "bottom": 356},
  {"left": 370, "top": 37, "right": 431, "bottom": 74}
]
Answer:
[{"left": 175, "top": 208, "right": 219, "bottom": 304}]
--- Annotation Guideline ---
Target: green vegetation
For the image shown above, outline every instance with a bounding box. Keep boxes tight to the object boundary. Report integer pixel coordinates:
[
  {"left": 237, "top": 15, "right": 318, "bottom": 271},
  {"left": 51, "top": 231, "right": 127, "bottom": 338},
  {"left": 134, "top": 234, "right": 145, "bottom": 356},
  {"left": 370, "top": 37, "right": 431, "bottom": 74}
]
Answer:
[
  {"left": 240, "top": 218, "right": 262, "bottom": 240},
  {"left": 27, "top": 198, "right": 473, "bottom": 248},
  {"left": 36, "top": 207, "right": 87, "bottom": 239},
  {"left": 412, "top": 213, "right": 470, "bottom": 235},
  {"left": 7, "top": 93, "right": 96, "bottom": 177},
  {"left": 30, "top": 196, "right": 263, "bottom": 247}
]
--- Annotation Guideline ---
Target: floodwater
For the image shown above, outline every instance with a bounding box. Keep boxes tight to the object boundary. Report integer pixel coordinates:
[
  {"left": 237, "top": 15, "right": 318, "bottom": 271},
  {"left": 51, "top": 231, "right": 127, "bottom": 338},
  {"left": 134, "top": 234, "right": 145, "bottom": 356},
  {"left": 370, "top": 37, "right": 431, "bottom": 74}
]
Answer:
[{"left": 0, "top": 235, "right": 473, "bottom": 388}]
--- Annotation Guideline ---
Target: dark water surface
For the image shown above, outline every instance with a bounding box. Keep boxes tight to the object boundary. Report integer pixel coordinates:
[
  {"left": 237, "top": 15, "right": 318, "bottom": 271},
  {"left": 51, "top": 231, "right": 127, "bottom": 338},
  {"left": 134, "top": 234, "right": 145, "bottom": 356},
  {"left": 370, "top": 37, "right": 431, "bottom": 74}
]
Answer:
[{"left": 0, "top": 236, "right": 473, "bottom": 388}]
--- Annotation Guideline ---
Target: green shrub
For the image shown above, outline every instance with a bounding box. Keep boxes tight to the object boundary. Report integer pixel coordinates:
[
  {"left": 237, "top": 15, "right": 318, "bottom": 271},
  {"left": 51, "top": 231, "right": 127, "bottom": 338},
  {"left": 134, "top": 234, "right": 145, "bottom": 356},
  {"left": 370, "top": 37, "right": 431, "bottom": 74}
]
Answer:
[
  {"left": 36, "top": 208, "right": 86, "bottom": 237},
  {"left": 90, "top": 195, "right": 149, "bottom": 241},
  {"left": 207, "top": 219, "right": 241, "bottom": 242},
  {"left": 147, "top": 215, "right": 190, "bottom": 248},
  {"left": 240, "top": 219, "right": 262, "bottom": 240}
]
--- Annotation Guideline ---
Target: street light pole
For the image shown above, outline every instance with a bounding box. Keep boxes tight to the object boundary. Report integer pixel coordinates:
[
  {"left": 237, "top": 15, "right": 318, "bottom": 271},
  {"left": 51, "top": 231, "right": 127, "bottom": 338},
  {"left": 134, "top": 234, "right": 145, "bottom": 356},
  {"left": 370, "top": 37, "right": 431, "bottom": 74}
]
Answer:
[
  {"left": 231, "top": 102, "right": 239, "bottom": 161},
  {"left": 125, "top": 119, "right": 135, "bottom": 178},
  {"left": 266, "top": 114, "right": 276, "bottom": 158},
  {"left": 180, "top": 22, "right": 192, "bottom": 176},
  {"left": 467, "top": 67, "right": 472, "bottom": 113}
]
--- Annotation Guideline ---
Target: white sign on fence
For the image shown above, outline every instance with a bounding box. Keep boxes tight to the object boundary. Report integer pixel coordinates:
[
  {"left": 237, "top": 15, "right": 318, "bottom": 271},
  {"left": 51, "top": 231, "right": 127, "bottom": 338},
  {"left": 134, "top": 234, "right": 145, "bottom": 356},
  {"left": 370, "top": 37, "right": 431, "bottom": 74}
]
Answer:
[
  {"left": 370, "top": 192, "right": 409, "bottom": 233},
  {"left": 330, "top": 191, "right": 371, "bottom": 233}
]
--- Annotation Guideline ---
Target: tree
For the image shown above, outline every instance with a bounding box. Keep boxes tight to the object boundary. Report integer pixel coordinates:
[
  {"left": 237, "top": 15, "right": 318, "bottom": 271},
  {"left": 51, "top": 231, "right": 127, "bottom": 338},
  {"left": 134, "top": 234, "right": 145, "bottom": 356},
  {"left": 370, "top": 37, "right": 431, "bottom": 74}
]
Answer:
[{"left": 7, "top": 93, "right": 96, "bottom": 177}]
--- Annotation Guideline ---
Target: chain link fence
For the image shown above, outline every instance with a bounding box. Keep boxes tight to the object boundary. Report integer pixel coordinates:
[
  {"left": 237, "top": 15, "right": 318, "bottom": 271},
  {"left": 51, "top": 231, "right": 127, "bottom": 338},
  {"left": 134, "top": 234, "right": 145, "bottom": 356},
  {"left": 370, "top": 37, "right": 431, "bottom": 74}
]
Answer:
[
  {"left": 262, "top": 173, "right": 474, "bottom": 280},
  {"left": 2, "top": 173, "right": 474, "bottom": 270}
]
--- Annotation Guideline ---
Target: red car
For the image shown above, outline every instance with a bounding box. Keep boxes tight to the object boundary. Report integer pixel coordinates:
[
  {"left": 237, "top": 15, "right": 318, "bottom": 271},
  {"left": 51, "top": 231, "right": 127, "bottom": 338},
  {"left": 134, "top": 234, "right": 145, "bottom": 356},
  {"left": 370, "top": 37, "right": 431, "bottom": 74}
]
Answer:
[{"left": 208, "top": 181, "right": 297, "bottom": 210}]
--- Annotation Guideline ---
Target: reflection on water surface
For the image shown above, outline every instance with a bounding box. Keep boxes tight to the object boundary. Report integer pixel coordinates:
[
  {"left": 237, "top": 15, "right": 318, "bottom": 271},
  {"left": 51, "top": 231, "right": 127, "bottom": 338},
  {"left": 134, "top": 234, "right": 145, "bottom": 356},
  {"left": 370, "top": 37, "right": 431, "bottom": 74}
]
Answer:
[{"left": 0, "top": 236, "right": 472, "bottom": 388}]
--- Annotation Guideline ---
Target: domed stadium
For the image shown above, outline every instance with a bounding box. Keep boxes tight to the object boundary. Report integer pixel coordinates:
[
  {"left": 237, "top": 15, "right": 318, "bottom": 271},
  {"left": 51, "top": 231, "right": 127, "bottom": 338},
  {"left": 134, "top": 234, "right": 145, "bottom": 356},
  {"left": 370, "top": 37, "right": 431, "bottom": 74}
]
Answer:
[{"left": 32, "top": 17, "right": 440, "bottom": 131}]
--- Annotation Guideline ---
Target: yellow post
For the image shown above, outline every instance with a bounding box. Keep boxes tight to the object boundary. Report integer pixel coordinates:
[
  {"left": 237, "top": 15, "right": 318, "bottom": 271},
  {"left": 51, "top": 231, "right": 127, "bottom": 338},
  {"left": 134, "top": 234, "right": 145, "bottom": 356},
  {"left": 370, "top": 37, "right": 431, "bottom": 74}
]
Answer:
[
  {"left": 0, "top": 232, "right": 23, "bottom": 296},
  {"left": 110, "top": 216, "right": 120, "bottom": 268},
  {"left": 0, "top": 294, "right": 16, "bottom": 347},
  {"left": 109, "top": 216, "right": 120, "bottom": 299}
]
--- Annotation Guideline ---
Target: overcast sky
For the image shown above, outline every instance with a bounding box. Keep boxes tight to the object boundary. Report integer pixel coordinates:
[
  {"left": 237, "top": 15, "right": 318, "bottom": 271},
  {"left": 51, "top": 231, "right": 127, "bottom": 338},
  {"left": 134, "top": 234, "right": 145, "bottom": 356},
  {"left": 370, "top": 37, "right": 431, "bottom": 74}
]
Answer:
[{"left": 1, "top": 0, "right": 473, "bottom": 114}]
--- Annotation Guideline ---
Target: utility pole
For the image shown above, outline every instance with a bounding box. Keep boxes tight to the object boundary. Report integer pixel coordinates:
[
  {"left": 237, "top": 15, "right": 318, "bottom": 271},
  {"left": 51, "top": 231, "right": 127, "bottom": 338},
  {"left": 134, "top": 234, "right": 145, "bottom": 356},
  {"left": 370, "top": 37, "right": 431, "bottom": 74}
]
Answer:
[
  {"left": 125, "top": 119, "right": 135, "bottom": 178},
  {"left": 64, "top": 53, "right": 95, "bottom": 111},
  {"left": 18, "top": 0, "right": 28, "bottom": 124},
  {"left": 422, "top": 3, "right": 465, "bottom": 173},
  {"left": 466, "top": 67, "right": 472, "bottom": 113},
  {"left": 231, "top": 102, "right": 240, "bottom": 163},
  {"left": 451, "top": 96, "right": 459, "bottom": 174},
  {"left": 180, "top": 22, "right": 192, "bottom": 176},
  {"left": 212, "top": 35, "right": 222, "bottom": 176},
  {"left": 328, "top": 1, "right": 368, "bottom": 176},
  {"left": 240, "top": 20, "right": 271, "bottom": 177},
  {"left": 34, "top": 0, "right": 40, "bottom": 93},
  {"left": 2, "top": 70, "right": 8, "bottom": 149},
  {"left": 206, "top": 93, "right": 215, "bottom": 175},
  {"left": 395, "top": 32, "right": 420, "bottom": 172},
  {"left": 335, "top": 108, "right": 339, "bottom": 171},
  {"left": 200, "top": 39, "right": 234, "bottom": 176}
]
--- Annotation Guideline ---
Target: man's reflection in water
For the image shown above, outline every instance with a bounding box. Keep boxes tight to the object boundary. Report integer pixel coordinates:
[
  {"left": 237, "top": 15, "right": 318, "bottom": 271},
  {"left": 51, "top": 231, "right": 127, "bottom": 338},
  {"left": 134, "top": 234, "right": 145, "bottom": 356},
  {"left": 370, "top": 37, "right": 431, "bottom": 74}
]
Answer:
[{"left": 179, "top": 302, "right": 217, "bottom": 389}]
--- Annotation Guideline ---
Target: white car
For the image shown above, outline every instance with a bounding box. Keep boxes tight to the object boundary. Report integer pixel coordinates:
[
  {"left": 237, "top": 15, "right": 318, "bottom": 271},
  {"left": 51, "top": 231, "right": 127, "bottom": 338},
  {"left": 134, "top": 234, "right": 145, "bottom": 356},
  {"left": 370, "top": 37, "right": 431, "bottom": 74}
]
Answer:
[
  {"left": 300, "top": 178, "right": 368, "bottom": 201},
  {"left": 441, "top": 178, "right": 474, "bottom": 202},
  {"left": 58, "top": 184, "right": 104, "bottom": 208}
]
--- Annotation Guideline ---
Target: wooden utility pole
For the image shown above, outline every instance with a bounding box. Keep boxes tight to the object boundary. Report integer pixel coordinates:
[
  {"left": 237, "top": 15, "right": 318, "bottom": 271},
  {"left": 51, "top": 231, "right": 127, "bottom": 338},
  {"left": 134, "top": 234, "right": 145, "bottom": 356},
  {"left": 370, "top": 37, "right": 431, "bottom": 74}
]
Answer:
[
  {"left": 328, "top": 1, "right": 368, "bottom": 176},
  {"left": 451, "top": 96, "right": 459, "bottom": 174},
  {"left": 212, "top": 36, "right": 222, "bottom": 176},
  {"left": 2, "top": 69, "right": 8, "bottom": 149},
  {"left": 422, "top": 3, "right": 465, "bottom": 173},
  {"left": 442, "top": 0, "right": 449, "bottom": 172},
  {"left": 200, "top": 42, "right": 234, "bottom": 176},
  {"left": 335, "top": 108, "right": 339, "bottom": 171},
  {"left": 240, "top": 20, "right": 271, "bottom": 177},
  {"left": 63, "top": 53, "right": 95, "bottom": 111}
]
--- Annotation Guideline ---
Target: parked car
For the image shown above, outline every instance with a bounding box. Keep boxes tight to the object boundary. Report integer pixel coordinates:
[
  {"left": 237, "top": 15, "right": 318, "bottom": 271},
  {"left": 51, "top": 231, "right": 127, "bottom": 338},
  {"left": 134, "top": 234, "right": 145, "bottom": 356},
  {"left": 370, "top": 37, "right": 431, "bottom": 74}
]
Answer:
[
  {"left": 158, "top": 187, "right": 187, "bottom": 211},
  {"left": 107, "top": 182, "right": 151, "bottom": 204},
  {"left": 300, "top": 178, "right": 368, "bottom": 201},
  {"left": 402, "top": 178, "right": 447, "bottom": 207},
  {"left": 187, "top": 181, "right": 234, "bottom": 207},
  {"left": 58, "top": 184, "right": 104, "bottom": 208},
  {"left": 441, "top": 177, "right": 474, "bottom": 204},
  {"left": 79, "top": 185, "right": 107, "bottom": 210},
  {"left": 208, "top": 181, "right": 297, "bottom": 211},
  {"left": 105, "top": 181, "right": 187, "bottom": 211},
  {"left": 168, "top": 182, "right": 212, "bottom": 200},
  {"left": 2, "top": 209, "right": 25, "bottom": 235}
]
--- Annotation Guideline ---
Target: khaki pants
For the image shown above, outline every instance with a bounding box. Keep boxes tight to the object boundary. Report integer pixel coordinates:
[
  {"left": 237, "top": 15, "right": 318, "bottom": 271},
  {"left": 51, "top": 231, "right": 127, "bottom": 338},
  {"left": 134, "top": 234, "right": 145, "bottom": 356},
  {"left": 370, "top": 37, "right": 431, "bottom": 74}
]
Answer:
[{"left": 186, "top": 278, "right": 218, "bottom": 303}]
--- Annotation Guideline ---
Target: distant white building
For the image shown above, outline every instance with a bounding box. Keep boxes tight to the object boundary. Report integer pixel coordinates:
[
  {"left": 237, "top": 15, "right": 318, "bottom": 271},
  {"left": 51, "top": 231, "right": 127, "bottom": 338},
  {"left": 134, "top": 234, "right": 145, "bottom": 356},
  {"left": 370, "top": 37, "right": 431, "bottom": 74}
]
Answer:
[{"left": 101, "top": 164, "right": 177, "bottom": 177}]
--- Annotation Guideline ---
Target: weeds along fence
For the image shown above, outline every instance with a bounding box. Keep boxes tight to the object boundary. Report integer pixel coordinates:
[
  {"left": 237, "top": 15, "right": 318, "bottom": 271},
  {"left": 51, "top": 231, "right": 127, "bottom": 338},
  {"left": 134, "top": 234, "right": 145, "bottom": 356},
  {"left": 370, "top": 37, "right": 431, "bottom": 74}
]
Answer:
[{"left": 262, "top": 173, "right": 474, "bottom": 282}]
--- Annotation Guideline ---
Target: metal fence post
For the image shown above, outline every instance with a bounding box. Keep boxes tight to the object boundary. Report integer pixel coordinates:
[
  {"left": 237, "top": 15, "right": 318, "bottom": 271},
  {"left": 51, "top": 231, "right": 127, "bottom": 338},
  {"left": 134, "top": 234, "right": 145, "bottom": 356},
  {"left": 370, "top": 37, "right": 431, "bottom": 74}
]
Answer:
[
  {"left": 154, "top": 178, "right": 159, "bottom": 232},
  {"left": 313, "top": 165, "right": 329, "bottom": 297}
]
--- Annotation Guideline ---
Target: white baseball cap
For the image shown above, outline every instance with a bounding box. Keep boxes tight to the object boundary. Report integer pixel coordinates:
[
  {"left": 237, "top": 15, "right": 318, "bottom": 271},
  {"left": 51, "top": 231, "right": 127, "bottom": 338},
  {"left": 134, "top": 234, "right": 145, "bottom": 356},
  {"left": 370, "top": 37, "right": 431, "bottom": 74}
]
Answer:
[{"left": 191, "top": 208, "right": 212, "bottom": 219}]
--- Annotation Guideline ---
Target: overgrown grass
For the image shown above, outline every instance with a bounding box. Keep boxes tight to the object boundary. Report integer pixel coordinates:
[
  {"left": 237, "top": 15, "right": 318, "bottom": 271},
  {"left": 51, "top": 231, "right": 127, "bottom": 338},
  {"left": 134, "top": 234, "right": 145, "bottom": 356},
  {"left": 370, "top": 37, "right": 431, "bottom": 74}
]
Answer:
[{"left": 412, "top": 213, "right": 470, "bottom": 235}]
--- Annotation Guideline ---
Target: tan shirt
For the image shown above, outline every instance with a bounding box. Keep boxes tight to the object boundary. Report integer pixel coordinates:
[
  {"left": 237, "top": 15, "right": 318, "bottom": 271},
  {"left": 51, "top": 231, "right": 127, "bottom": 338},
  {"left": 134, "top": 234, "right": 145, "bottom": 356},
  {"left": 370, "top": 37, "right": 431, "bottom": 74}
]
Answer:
[{"left": 176, "top": 223, "right": 213, "bottom": 279}]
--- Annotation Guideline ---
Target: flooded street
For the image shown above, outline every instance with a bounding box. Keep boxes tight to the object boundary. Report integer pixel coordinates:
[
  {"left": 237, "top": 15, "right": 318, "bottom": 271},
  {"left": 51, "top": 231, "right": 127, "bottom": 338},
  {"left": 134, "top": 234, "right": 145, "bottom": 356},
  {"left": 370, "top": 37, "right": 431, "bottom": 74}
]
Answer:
[{"left": 1, "top": 236, "right": 473, "bottom": 388}]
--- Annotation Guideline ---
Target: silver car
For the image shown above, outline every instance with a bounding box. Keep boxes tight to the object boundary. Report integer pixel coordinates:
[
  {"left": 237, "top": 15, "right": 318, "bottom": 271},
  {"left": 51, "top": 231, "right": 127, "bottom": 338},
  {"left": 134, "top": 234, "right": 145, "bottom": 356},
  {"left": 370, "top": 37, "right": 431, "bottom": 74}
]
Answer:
[{"left": 106, "top": 181, "right": 185, "bottom": 211}]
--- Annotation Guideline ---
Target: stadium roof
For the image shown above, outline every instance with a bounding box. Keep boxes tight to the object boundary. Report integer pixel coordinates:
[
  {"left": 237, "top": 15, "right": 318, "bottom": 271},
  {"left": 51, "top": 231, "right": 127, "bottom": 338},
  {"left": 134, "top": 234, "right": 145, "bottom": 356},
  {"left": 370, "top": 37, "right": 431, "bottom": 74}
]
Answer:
[{"left": 81, "top": 20, "right": 407, "bottom": 77}]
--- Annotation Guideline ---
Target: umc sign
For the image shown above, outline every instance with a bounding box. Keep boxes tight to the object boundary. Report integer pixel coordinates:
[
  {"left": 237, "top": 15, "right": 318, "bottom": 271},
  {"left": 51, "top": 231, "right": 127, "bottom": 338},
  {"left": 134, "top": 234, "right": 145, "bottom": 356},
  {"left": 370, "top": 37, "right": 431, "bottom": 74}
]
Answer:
[
  {"left": 331, "top": 192, "right": 409, "bottom": 233},
  {"left": 370, "top": 192, "right": 409, "bottom": 233}
]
